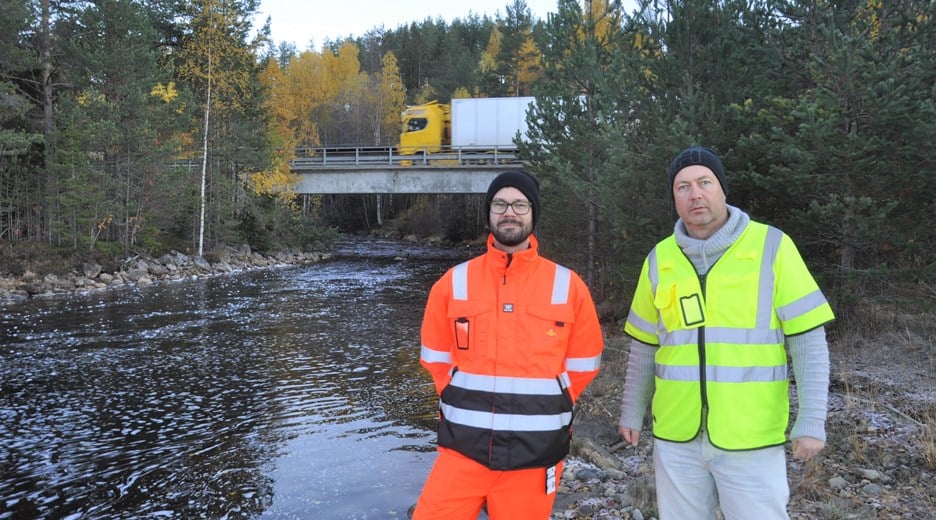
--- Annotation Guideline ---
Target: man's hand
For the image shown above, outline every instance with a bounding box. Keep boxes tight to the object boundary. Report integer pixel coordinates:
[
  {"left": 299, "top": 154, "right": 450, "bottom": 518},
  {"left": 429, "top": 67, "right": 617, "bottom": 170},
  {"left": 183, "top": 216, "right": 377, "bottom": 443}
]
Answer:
[
  {"left": 618, "top": 426, "right": 641, "bottom": 447},
  {"left": 791, "top": 436, "right": 825, "bottom": 460}
]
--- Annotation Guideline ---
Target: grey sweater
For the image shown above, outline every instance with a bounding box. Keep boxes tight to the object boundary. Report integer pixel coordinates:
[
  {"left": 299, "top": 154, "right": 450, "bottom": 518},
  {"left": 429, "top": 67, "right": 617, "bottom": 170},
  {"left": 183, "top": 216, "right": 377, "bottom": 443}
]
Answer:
[{"left": 618, "top": 205, "right": 830, "bottom": 442}]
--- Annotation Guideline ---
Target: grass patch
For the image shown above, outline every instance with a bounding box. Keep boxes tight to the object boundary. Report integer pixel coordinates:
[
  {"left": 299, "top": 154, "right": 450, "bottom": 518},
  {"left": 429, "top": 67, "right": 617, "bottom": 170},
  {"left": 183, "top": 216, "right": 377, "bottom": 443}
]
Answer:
[{"left": 919, "top": 410, "right": 936, "bottom": 471}]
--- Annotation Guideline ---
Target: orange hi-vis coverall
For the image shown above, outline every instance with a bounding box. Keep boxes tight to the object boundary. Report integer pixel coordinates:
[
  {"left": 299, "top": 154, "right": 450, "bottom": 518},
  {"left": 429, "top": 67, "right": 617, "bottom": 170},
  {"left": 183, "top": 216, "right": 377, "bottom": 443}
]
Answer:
[{"left": 415, "top": 234, "right": 604, "bottom": 518}]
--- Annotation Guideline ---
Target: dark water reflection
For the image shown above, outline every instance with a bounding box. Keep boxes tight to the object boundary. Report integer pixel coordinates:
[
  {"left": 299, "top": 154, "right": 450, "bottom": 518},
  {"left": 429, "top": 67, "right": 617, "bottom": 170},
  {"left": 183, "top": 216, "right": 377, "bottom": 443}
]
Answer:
[{"left": 1, "top": 238, "right": 474, "bottom": 519}]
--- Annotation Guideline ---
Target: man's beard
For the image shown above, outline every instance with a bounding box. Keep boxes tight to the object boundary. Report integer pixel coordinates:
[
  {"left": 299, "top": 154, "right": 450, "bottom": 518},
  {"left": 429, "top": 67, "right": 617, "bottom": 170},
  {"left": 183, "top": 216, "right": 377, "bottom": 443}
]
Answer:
[{"left": 492, "top": 219, "right": 532, "bottom": 247}]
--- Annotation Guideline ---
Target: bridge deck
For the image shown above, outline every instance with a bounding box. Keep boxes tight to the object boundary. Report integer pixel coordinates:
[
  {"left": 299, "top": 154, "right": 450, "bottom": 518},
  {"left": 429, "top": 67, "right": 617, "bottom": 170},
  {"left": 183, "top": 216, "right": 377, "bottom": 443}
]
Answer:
[
  {"left": 291, "top": 146, "right": 527, "bottom": 194},
  {"left": 171, "top": 146, "right": 528, "bottom": 194},
  {"left": 294, "top": 165, "right": 522, "bottom": 194}
]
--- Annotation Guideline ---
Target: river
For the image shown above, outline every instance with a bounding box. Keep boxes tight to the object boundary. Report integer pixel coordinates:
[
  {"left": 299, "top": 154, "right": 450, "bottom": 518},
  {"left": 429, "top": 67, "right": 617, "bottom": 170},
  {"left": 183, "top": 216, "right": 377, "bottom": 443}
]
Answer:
[{"left": 0, "top": 237, "right": 476, "bottom": 519}]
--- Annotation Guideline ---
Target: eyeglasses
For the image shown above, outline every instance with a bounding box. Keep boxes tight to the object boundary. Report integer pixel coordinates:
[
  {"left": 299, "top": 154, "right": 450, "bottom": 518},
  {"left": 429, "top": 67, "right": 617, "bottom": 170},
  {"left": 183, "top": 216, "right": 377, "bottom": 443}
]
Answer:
[{"left": 490, "top": 200, "right": 532, "bottom": 215}]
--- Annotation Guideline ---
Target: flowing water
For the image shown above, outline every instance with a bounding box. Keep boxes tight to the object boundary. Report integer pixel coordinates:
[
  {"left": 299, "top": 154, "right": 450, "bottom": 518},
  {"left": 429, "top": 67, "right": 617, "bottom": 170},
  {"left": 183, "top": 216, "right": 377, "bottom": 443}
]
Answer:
[{"left": 0, "top": 237, "right": 475, "bottom": 519}]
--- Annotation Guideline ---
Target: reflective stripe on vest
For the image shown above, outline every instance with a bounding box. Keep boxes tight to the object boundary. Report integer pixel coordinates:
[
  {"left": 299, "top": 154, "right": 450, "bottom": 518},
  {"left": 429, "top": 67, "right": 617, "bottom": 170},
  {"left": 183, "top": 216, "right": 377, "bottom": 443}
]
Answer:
[
  {"left": 660, "top": 326, "right": 784, "bottom": 348},
  {"left": 451, "top": 261, "right": 572, "bottom": 303},
  {"left": 566, "top": 353, "right": 602, "bottom": 373},
  {"left": 656, "top": 363, "right": 788, "bottom": 383},
  {"left": 625, "top": 307, "right": 658, "bottom": 340},
  {"left": 440, "top": 401, "right": 573, "bottom": 432},
  {"left": 452, "top": 370, "right": 570, "bottom": 394},
  {"left": 777, "top": 289, "right": 829, "bottom": 323},
  {"left": 452, "top": 260, "right": 469, "bottom": 300},
  {"left": 420, "top": 344, "right": 451, "bottom": 365},
  {"left": 442, "top": 370, "right": 574, "bottom": 432},
  {"left": 551, "top": 265, "right": 571, "bottom": 304}
]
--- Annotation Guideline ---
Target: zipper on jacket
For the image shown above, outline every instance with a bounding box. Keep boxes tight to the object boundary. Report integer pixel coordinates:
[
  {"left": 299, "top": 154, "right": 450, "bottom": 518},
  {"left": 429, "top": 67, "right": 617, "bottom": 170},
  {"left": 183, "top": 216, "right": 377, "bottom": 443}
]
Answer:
[
  {"left": 503, "top": 253, "right": 513, "bottom": 284},
  {"left": 698, "top": 273, "right": 709, "bottom": 418}
]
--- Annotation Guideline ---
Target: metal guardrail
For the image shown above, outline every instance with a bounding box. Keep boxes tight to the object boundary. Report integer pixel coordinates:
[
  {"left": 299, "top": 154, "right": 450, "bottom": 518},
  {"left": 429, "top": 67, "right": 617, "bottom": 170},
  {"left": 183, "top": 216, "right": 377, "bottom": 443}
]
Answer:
[
  {"left": 290, "top": 146, "right": 521, "bottom": 168},
  {"left": 168, "top": 146, "right": 524, "bottom": 173}
]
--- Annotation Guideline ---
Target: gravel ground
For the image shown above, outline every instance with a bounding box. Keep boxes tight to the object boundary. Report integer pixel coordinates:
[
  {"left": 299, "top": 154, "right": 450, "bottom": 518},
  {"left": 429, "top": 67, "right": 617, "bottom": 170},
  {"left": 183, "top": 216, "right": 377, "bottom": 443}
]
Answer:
[{"left": 553, "top": 332, "right": 936, "bottom": 520}]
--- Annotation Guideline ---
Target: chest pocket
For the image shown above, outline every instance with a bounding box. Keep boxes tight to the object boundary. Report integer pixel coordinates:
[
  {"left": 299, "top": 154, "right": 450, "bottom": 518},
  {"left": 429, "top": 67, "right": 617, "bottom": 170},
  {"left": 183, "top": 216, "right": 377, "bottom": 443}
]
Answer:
[
  {"left": 447, "top": 300, "right": 493, "bottom": 352},
  {"left": 526, "top": 303, "right": 576, "bottom": 353},
  {"left": 654, "top": 278, "right": 705, "bottom": 332}
]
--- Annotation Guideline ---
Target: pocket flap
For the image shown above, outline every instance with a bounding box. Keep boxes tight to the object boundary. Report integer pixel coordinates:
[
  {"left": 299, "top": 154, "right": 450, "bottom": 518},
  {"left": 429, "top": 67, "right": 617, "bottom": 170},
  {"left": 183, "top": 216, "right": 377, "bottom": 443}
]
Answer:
[
  {"left": 446, "top": 300, "right": 493, "bottom": 319},
  {"left": 527, "top": 303, "right": 576, "bottom": 324}
]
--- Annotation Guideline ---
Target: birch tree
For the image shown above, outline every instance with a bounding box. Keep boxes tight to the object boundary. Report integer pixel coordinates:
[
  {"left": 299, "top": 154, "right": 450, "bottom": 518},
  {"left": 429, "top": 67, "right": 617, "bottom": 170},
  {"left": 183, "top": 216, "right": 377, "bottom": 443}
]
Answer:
[{"left": 173, "top": 0, "right": 266, "bottom": 252}]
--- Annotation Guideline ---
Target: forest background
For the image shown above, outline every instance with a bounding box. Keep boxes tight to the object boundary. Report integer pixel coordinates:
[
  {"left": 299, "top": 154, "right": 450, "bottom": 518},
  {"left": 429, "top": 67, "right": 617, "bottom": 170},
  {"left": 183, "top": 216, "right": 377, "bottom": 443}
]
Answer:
[{"left": 0, "top": 0, "right": 933, "bottom": 333}]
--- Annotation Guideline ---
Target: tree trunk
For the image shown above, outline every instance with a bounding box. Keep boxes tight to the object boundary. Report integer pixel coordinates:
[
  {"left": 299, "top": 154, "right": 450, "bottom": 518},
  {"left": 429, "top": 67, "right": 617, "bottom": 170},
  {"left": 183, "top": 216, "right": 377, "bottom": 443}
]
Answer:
[
  {"left": 376, "top": 195, "right": 383, "bottom": 226},
  {"left": 586, "top": 176, "right": 596, "bottom": 288},
  {"left": 41, "top": 0, "right": 53, "bottom": 161}
]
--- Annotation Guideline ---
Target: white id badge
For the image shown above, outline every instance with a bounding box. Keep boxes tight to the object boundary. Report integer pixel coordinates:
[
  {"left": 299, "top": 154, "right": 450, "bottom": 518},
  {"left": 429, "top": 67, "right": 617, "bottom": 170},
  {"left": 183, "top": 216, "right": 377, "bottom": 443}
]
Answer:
[{"left": 545, "top": 464, "right": 557, "bottom": 495}]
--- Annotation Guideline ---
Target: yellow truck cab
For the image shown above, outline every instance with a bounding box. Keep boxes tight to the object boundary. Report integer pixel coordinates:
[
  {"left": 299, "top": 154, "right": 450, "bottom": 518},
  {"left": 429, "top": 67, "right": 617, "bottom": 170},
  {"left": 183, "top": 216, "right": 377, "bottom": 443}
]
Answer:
[{"left": 399, "top": 101, "right": 451, "bottom": 155}]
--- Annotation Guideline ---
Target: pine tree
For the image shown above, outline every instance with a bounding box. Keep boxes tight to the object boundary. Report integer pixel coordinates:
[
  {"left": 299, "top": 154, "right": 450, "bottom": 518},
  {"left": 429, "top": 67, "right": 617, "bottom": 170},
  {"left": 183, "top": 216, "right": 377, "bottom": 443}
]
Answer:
[{"left": 520, "top": 0, "right": 627, "bottom": 291}]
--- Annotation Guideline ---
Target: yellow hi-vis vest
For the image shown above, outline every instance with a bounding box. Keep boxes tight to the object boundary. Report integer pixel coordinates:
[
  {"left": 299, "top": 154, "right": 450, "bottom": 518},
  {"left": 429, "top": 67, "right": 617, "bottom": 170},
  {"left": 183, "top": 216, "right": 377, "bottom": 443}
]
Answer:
[{"left": 624, "top": 222, "right": 834, "bottom": 450}]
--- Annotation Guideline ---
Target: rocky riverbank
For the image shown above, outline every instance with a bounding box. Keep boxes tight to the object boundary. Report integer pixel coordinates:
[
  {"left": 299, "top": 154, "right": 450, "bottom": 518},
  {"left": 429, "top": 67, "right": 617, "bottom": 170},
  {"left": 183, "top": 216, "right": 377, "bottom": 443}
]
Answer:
[{"left": 0, "top": 245, "right": 331, "bottom": 304}]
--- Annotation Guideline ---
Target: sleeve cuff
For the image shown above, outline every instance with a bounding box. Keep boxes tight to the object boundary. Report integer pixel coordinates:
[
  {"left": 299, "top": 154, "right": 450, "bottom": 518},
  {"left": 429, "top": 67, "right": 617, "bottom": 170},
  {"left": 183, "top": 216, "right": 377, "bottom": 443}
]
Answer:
[{"left": 790, "top": 417, "right": 826, "bottom": 442}]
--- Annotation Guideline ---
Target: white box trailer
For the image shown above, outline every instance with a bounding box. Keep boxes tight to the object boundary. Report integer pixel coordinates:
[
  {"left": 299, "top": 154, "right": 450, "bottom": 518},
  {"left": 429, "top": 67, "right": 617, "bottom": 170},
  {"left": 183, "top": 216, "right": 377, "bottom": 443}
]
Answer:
[{"left": 450, "top": 96, "right": 536, "bottom": 150}]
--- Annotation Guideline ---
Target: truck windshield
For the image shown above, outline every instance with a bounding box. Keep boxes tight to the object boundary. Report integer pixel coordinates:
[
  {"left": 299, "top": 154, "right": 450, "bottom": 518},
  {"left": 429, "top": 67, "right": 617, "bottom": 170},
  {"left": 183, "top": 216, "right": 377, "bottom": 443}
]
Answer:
[{"left": 406, "top": 118, "right": 427, "bottom": 132}]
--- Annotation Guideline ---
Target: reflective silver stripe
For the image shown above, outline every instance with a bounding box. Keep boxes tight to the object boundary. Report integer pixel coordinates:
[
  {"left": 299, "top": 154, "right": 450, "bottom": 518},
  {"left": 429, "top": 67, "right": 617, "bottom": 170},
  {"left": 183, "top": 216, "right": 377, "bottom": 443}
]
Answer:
[
  {"left": 660, "top": 327, "right": 783, "bottom": 347},
  {"left": 757, "top": 226, "right": 783, "bottom": 329},
  {"left": 440, "top": 402, "right": 573, "bottom": 432},
  {"left": 647, "top": 248, "right": 659, "bottom": 294},
  {"left": 551, "top": 265, "right": 571, "bottom": 304},
  {"left": 706, "top": 327, "right": 783, "bottom": 345},
  {"left": 626, "top": 309, "right": 657, "bottom": 337},
  {"left": 558, "top": 371, "right": 572, "bottom": 389},
  {"left": 659, "top": 328, "right": 694, "bottom": 346},
  {"left": 647, "top": 248, "right": 664, "bottom": 334},
  {"left": 657, "top": 363, "right": 788, "bottom": 383},
  {"left": 777, "top": 289, "right": 829, "bottom": 322},
  {"left": 420, "top": 345, "right": 451, "bottom": 364},
  {"left": 709, "top": 364, "right": 787, "bottom": 382},
  {"left": 566, "top": 353, "right": 602, "bottom": 373},
  {"left": 655, "top": 364, "right": 699, "bottom": 381},
  {"left": 452, "top": 261, "right": 469, "bottom": 300},
  {"left": 451, "top": 370, "right": 564, "bottom": 395}
]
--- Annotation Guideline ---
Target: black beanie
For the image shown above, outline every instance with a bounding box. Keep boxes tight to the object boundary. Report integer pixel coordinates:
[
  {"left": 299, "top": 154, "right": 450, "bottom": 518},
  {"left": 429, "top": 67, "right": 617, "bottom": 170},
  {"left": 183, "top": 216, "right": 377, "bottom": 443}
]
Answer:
[
  {"left": 485, "top": 170, "right": 541, "bottom": 229},
  {"left": 667, "top": 147, "right": 727, "bottom": 198}
]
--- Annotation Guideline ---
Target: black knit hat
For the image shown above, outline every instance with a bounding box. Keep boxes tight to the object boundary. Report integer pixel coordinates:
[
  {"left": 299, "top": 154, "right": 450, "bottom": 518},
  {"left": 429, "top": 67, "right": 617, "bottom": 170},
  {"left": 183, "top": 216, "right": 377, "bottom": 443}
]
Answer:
[
  {"left": 667, "top": 147, "right": 727, "bottom": 198},
  {"left": 485, "top": 170, "right": 541, "bottom": 230}
]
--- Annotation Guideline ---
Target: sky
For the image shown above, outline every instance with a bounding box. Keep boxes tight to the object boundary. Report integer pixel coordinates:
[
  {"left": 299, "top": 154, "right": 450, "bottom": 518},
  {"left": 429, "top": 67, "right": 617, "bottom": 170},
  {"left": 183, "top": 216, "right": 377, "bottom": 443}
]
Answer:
[{"left": 256, "top": 0, "right": 595, "bottom": 49}]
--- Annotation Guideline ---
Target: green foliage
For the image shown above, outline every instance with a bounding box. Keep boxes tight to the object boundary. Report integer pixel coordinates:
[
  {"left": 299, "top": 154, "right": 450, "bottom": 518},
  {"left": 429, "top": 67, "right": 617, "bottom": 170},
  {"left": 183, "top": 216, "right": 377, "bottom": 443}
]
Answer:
[
  {"left": 371, "top": 15, "right": 497, "bottom": 102},
  {"left": 520, "top": 0, "right": 633, "bottom": 293},
  {"left": 49, "top": 0, "right": 197, "bottom": 252},
  {"left": 572, "top": 0, "right": 932, "bottom": 309},
  {"left": 0, "top": 0, "right": 931, "bottom": 318},
  {"left": 93, "top": 240, "right": 126, "bottom": 258},
  {"left": 235, "top": 192, "right": 338, "bottom": 253}
]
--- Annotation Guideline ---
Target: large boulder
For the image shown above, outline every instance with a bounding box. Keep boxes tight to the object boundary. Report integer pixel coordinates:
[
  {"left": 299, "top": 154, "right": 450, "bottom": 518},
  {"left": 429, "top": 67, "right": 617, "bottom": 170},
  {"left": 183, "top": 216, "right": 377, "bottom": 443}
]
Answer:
[{"left": 82, "top": 262, "right": 102, "bottom": 279}]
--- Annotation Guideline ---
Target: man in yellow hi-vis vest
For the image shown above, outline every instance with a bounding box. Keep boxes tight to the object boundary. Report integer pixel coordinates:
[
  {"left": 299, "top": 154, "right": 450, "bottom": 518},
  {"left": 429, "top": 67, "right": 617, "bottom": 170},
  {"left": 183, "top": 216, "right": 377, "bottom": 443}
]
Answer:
[{"left": 617, "top": 147, "right": 834, "bottom": 520}]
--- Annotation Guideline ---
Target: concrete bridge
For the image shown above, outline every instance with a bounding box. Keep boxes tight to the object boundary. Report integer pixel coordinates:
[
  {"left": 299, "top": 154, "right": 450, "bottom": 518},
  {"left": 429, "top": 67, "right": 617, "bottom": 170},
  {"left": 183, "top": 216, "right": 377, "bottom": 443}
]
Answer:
[
  {"left": 289, "top": 146, "right": 526, "bottom": 194},
  {"left": 292, "top": 165, "right": 529, "bottom": 194}
]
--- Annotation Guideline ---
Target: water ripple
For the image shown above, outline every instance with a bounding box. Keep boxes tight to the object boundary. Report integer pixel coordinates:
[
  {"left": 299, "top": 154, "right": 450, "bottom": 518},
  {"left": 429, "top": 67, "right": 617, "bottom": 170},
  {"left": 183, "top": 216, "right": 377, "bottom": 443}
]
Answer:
[{"left": 0, "top": 238, "right": 462, "bottom": 519}]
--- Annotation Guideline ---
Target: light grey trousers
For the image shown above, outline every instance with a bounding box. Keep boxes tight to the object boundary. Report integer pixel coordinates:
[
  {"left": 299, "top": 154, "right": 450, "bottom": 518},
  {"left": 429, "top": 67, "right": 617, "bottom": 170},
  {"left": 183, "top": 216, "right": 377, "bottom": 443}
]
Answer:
[{"left": 653, "top": 432, "right": 790, "bottom": 520}]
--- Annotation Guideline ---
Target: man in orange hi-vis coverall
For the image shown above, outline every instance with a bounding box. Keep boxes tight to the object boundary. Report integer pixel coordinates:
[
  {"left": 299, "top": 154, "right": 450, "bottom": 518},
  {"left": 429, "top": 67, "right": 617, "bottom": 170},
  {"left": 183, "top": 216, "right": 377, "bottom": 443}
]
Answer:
[{"left": 413, "top": 170, "right": 604, "bottom": 519}]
